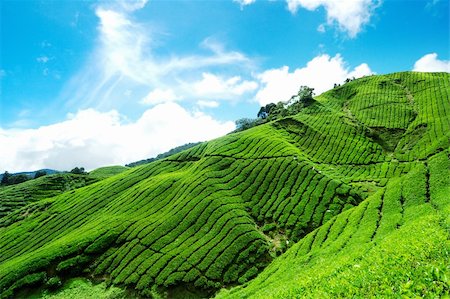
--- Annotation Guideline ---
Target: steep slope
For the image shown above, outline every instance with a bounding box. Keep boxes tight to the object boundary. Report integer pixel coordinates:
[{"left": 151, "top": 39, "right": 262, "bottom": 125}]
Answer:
[
  {"left": 0, "top": 72, "right": 448, "bottom": 298},
  {"left": 217, "top": 150, "right": 450, "bottom": 298},
  {"left": 216, "top": 71, "right": 450, "bottom": 298}
]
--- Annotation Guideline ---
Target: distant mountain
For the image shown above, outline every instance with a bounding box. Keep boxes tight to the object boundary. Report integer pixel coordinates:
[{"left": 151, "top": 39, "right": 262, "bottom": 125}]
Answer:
[{"left": 0, "top": 169, "right": 59, "bottom": 181}]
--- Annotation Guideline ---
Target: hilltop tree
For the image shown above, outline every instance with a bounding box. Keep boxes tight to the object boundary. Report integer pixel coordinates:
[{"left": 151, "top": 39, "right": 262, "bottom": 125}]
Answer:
[
  {"left": 1, "top": 171, "right": 11, "bottom": 185},
  {"left": 287, "top": 86, "right": 315, "bottom": 115},
  {"left": 235, "top": 118, "right": 258, "bottom": 131},
  {"left": 257, "top": 103, "right": 277, "bottom": 119},
  {"left": 70, "top": 167, "right": 86, "bottom": 175},
  {"left": 297, "top": 85, "right": 314, "bottom": 102},
  {"left": 268, "top": 102, "right": 288, "bottom": 120},
  {"left": 34, "top": 170, "right": 47, "bottom": 179},
  {"left": 238, "top": 85, "right": 315, "bottom": 133},
  {"left": 9, "top": 174, "right": 30, "bottom": 185},
  {"left": 1, "top": 172, "right": 30, "bottom": 185}
]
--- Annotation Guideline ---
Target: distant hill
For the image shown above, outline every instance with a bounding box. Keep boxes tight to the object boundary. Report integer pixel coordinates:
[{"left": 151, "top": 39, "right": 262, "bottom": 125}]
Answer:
[
  {"left": 125, "top": 142, "right": 202, "bottom": 167},
  {"left": 0, "top": 72, "right": 448, "bottom": 299},
  {"left": 88, "top": 165, "right": 129, "bottom": 180},
  {"left": 0, "top": 169, "right": 59, "bottom": 181},
  {"left": 0, "top": 166, "right": 129, "bottom": 226},
  {"left": 0, "top": 173, "right": 98, "bottom": 226}
]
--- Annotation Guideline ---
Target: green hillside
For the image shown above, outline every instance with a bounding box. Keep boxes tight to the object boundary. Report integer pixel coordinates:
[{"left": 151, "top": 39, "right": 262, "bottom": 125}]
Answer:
[
  {"left": 0, "top": 174, "right": 98, "bottom": 224},
  {"left": 0, "top": 72, "right": 449, "bottom": 298},
  {"left": 0, "top": 167, "right": 129, "bottom": 227},
  {"left": 88, "top": 166, "right": 130, "bottom": 180}
]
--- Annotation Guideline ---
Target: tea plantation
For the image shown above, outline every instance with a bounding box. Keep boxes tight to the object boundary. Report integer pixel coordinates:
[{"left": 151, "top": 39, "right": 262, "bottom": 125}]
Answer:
[
  {"left": 0, "top": 71, "right": 448, "bottom": 298},
  {"left": 0, "top": 166, "right": 129, "bottom": 226}
]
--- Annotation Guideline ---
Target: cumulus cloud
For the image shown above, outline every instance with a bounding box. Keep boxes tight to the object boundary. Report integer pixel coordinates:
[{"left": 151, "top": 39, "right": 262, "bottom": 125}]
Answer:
[
  {"left": 255, "top": 53, "right": 373, "bottom": 105},
  {"left": 192, "top": 73, "right": 258, "bottom": 100},
  {"left": 287, "top": 0, "right": 380, "bottom": 37},
  {"left": 0, "top": 103, "right": 234, "bottom": 173},
  {"left": 234, "top": 0, "right": 380, "bottom": 37},
  {"left": 413, "top": 53, "right": 450, "bottom": 72},
  {"left": 197, "top": 100, "right": 220, "bottom": 108},
  {"left": 140, "top": 88, "right": 179, "bottom": 105}
]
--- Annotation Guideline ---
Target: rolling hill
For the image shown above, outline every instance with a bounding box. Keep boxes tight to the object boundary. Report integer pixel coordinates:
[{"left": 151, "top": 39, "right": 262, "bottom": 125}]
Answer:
[
  {"left": 0, "top": 166, "right": 129, "bottom": 227},
  {"left": 0, "top": 71, "right": 448, "bottom": 298}
]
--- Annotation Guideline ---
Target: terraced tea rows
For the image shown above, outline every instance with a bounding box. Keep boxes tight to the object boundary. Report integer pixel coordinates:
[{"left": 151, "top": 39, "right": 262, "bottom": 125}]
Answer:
[
  {"left": 0, "top": 166, "right": 129, "bottom": 227},
  {"left": 0, "top": 174, "right": 98, "bottom": 223},
  {"left": 0, "top": 71, "right": 448, "bottom": 298},
  {"left": 218, "top": 150, "right": 450, "bottom": 298}
]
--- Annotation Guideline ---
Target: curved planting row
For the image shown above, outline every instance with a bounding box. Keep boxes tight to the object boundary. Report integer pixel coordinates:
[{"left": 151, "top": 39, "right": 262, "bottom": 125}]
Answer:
[
  {"left": 0, "top": 72, "right": 448, "bottom": 298},
  {"left": 219, "top": 149, "right": 450, "bottom": 298}
]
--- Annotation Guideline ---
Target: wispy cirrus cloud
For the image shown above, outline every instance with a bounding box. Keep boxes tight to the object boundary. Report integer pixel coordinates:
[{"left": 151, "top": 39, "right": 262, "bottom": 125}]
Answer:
[
  {"left": 60, "top": 2, "right": 255, "bottom": 111},
  {"left": 9, "top": 0, "right": 249, "bottom": 172}
]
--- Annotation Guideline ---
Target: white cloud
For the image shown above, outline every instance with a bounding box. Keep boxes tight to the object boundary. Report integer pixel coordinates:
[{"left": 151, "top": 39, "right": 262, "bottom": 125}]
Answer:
[
  {"left": 413, "top": 53, "right": 450, "bottom": 72},
  {"left": 255, "top": 53, "right": 373, "bottom": 105},
  {"left": 0, "top": 103, "right": 234, "bottom": 173},
  {"left": 140, "top": 88, "right": 179, "bottom": 105},
  {"left": 93, "top": 7, "right": 251, "bottom": 84},
  {"left": 287, "top": 0, "right": 380, "bottom": 38},
  {"left": 61, "top": 4, "right": 254, "bottom": 110},
  {"left": 234, "top": 0, "right": 256, "bottom": 8},
  {"left": 192, "top": 73, "right": 258, "bottom": 100},
  {"left": 232, "top": 0, "right": 380, "bottom": 37},
  {"left": 197, "top": 100, "right": 220, "bottom": 108}
]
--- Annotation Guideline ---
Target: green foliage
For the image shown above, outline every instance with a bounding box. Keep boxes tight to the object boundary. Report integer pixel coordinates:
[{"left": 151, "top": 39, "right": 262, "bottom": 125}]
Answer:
[
  {"left": 0, "top": 72, "right": 448, "bottom": 299},
  {"left": 254, "top": 85, "right": 316, "bottom": 126},
  {"left": 234, "top": 118, "right": 266, "bottom": 132},
  {"left": 23, "top": 278, "right": 127, "bottom": 299},
  {"left": 216, "top": 71, "right": 450, "bottom": 298},
  {"left": 0, "top": 171, "right": 11, "bottom": 185},
  {"left": 34, "top": 170, "right": 47, "bottom": 179},
  {"left": 88, "top": 166, "right": 129, "bottom": 180},
  {"left": 0, "top": 173, "right": 100, "bottom": 223},
  {"left": 46, "top": 276, "right": 62, "bottom": 290},
  {"left": 1, "top": 172, "right": 31, "bottom": 186},
  {"left": 70, "top": 167, "right": 86, "bottom": 175}
]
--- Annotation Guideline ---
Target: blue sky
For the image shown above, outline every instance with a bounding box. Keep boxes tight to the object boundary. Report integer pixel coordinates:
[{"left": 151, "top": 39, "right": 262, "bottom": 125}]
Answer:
[{"left": 0, "top": 0, "right": 449, "bottom": 172}]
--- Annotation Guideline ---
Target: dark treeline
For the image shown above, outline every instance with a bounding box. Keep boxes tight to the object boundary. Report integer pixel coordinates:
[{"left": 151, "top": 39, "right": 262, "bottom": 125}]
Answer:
[{"left": 0, "top": 167, "right": 86, "bottom": 187}]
